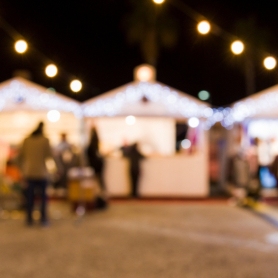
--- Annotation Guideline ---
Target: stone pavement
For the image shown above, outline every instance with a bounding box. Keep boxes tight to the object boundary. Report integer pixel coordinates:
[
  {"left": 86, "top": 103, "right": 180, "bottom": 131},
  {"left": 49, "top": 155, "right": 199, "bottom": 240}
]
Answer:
[{"left": 1, "top": 199, "right": 278, "bottom": 278}]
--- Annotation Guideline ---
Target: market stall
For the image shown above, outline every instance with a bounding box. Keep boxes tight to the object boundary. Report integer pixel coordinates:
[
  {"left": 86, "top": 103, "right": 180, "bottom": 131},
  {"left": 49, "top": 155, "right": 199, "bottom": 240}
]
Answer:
[
  {"left": 82, "top": 64, "right": 212, "bottom": 197},
  {"left": 228, "top": 84, "right": 278, "bottom": 190},
  {"left": 0, "top": 76, "right": 83, "bottom": 174}
]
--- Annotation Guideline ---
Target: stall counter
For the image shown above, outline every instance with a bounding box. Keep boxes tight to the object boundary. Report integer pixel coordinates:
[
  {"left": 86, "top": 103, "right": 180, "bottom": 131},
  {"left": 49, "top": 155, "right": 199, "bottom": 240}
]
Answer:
[{"left": 104, "top": 153, "right": 209, "bottom": 198}]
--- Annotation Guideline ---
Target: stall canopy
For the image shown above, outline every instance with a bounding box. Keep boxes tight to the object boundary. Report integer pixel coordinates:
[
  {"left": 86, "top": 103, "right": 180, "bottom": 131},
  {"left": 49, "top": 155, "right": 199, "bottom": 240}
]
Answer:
[
  {"left": 231, "top": 84, "right": 278, "bottom": 122},
  {"left": 0, "top": 76, "right": 81, "bottom": 116},
  {"left": 0, "top": 77, "right": 82, "bottom": 146},
  {"left": 81, "top": 65, "right": 212, "bottom": 156},
  {"left": 82, "top": 65, "right": 211, "bottom": 119}
]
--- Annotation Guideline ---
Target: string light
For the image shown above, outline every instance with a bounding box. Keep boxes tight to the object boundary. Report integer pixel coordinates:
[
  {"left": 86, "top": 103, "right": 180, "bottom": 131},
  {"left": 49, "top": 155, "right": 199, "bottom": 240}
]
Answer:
[
  {"left": 14, "top": 40, "right": 28, "bottom": 54},
  {"left": 231, "top": 40, "right": 244, "bottom": 55},
  {"left": 70, "top": 79, "right": 82, "bottom": 93},
  {"left": 82, "top": 81, "right": 210, "bottom": 118},
  {"left": 45, "top": 64, "right": 58, "bottom": 77},
  {"left": 263, "top": 56, "right": 277, "bottom": 70},
  {"left": 197, "top": 20, "right": 211, "bottom": 35},
  {"left": 153, "top": 0, "right": 165, "bottom": 4}
]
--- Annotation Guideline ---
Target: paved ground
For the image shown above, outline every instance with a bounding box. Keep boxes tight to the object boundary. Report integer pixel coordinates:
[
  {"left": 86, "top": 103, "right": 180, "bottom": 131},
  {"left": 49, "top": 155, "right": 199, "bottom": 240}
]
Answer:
[{"left": 1, "top": 199, "right": 278, "bottom": 278}]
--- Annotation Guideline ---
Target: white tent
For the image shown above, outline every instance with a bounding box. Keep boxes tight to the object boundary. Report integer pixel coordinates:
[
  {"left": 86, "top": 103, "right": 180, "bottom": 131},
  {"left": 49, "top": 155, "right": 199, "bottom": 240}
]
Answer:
[
  {"left": 231, "top": 84, "right": 278, "bottom": 122},
  {"left": 81, "top": 65, "right": 210, "bottom": 197},
  {"left": 82, "top": 80, "right": 211, "bottom": 156},
  {"left": 0, "top": 77, "right": 82, "bottom": 146}
]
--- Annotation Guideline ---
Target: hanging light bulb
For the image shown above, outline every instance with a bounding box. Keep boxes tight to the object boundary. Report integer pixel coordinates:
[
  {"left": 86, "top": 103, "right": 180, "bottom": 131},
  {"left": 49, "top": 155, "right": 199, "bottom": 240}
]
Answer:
[
  {"left": 197, "top": 20, "right": 211, "bottom": 35},
  {"left": 153, "top": 0, "right": 165, "bottom": 4},
  {"left": 263, "top": 56, "right": 277, "bottom": 70},
  {"left": 45, "top": 64, "right": 58, "bottom": 77},
  {"left": 14, "top": 40, "right": 28, "bottom": 54},
  {"left": 231, "top": 40, "right": 244, "bottom": 55},
  {"left": 70, "top": 79, "right": 82, "bottom": 93}
]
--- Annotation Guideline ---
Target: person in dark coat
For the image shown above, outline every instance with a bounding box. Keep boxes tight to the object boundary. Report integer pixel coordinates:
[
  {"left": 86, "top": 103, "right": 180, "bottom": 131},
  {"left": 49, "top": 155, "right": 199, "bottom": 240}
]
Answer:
[
  {"left": 86, "top": 127, "right": 105, "bottom": 190},
  {"left": 122, "top": 142, "right": 145, "bottom": 198},
  {"left": 18, "top": 121, "right": 55, "bottom": 226}
]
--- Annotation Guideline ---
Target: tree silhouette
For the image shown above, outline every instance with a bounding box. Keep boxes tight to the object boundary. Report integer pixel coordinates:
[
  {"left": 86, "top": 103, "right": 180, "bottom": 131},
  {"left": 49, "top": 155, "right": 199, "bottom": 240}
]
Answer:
[{"left": 122, "top": 0, "right": 178, "bottom": 66}]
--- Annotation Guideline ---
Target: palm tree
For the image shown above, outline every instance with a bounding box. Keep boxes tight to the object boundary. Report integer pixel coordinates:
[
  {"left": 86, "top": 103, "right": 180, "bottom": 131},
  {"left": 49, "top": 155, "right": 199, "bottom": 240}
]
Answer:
[{"left": 122, "top": 0, "right": 178, "bottom": 66}]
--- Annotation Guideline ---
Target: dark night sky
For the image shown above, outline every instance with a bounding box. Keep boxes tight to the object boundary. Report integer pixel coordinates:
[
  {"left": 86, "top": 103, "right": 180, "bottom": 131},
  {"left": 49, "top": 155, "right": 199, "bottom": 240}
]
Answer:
[{"left": 1, "top": 0, "right": 278, "bottom": 107}]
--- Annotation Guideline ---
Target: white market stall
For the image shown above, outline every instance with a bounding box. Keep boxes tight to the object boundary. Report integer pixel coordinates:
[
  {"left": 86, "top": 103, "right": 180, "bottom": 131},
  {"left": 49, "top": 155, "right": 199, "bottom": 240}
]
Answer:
[
  {"left": 82, "top": 65, "right": 212, "bottom": 198},
  {"left": 227, "top": 84, "right": 278, "bottom": 189},
  {"left": 0, "top": 77, "right": 83, "bottom": 173}
]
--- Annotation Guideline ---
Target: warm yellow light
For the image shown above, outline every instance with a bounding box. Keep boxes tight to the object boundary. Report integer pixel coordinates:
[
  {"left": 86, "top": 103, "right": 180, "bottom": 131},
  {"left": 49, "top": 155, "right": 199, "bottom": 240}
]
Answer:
[
  {"left": 153, "top": 0, "right": 165, "bottom": 4},
  {"left": 134, "top": 64, "right": 155, "bottom": 82},
  {"left": 70, "top": 79, "right": 82, "bottom": 93},
  {"left": 231, "top": 40, "right": 244, "bottom": 55},
  {"left": 263, "top": 56, "right": 277, "bottom": 70},
  {"left": 197, "top": 20, "right": 211, "bottom": 35},
  {"left": 45, "top": 64, "right": 58, "bottom": 77},
  {"left": 14, "top": 40, "right": 28, "bottom": 53}
]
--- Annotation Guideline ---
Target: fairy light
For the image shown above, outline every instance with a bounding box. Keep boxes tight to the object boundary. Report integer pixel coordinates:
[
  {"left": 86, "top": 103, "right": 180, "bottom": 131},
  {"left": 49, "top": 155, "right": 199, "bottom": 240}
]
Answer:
[
  {"left": 0, "top": 78, "right": 82, "bottom": 117},
  {"left": 82, "top": 82, "right": 210, "bottom": 118},
  {"left": 197, "top": 20, "right": 211, "bottom": 35},
  {"left": 231, "top": 40, "right": 244, "bottom": 55},
  {"left": 14, "top": 40, "right": 28, "bottom": 53},
  {"left": 263, "top": 56, "right": 277, "bottom": 70},
  {"left": 45, "top": 64, "right": 58, "bottom": 77},
  {"left": 70, "top": 79, "right": 82, "bottom": 93}
]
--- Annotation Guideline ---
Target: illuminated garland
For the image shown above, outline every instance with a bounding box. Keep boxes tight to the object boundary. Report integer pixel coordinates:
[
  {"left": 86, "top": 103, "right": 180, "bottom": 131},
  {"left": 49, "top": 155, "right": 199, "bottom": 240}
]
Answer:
[
  {"left": 82, "top": 81, "right": 213, "bottom": 119},
  {"left": 0, "top": 78, "right": 82, "bottom": 117}
]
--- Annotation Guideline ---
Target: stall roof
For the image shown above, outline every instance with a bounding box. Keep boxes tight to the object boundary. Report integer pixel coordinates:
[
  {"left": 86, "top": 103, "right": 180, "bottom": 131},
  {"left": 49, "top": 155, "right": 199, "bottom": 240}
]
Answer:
[
  {"left": 231, "top": 84, "right": 278, "bottom": 122},
  {"left": 0, "top": 77, "right": 82, "bottom": 117},
  {"left": 82, "top": 80, "right": 211, "bottom": 119}
]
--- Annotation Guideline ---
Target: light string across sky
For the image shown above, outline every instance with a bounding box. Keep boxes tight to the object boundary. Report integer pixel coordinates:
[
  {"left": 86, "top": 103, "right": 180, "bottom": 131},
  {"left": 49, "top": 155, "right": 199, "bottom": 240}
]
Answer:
[
  {"left": 1, "top": 1, "right": 277, "bottom": 97},
  {"left": 1, "top": 2, "right": 277, "bottom": 130},
  {"left": 153, "top": 0, "right": 277, "bottom": 70},
  {"left": 0, "top": 16, "right": 83, "bottom": 94}
]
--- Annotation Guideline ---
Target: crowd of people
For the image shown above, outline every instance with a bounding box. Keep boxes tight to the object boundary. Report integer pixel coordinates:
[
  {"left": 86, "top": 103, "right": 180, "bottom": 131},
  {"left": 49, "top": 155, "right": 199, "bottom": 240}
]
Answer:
[
  {"left": 229, "top": 136, "right": 278, "bottom": 203},
  {"left": 1, "top": 121, "right": 146, "bottom": 227}
]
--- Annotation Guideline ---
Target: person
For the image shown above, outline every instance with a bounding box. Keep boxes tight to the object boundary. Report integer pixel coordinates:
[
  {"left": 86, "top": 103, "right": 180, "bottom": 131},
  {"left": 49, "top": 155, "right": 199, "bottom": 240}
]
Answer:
[
  {"left": 122, "top": 142, "right": 145, "bottom": 198},
  {"left": 18, "top": 121, "right": 55, "bottom": 226},
  {"left": 269, "top": 154, "right": 278, "bottom": 187},
  {"left": 86, "top": 127, "right": 105, "bottom": 191},
  {"left": 54, "top": 133, "right": 78, "bottom": 189}
]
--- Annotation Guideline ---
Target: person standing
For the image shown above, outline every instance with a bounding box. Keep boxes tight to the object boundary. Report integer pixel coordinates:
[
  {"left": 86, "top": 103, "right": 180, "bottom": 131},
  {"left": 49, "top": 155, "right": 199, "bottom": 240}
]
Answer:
[
  {"left": 86, "top": 127, "right": 105, "bottom": 191},
  {"left": 18, "top": 121, "right": 55, "bottom": 226},
  {"left": 54, "top": 133, "right": 78, "bottom": 189},
  {"left": 122, "top": 142, "right": 145, "bottom": 198}
]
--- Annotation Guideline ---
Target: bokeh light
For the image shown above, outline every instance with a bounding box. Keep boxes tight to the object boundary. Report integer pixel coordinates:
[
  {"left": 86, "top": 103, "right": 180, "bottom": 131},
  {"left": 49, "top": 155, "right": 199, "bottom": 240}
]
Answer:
[
  {"left": 135, "top": 64, "right": 155, "bottom": 81},
  {"left": 125, "top": 115, "right": 136, "bottom": 125},
  {"left": 153, "top": 0, "right": 165, "bottom": 4},
  {"left": 47, "top": 110, "right": 60, "bottom": 122},
  {"left": 231, "top": 40, "right": 244, "bottom": 55},
  {"left": 198, "top": 90, "right": 210, "bottom": 101},
  {"left": 14, "top": 40, "right": 28, "bottom": 53},
  {"left": 197, "top": 20, "right": 211, "bottom": 35},
  {"left": 263, "top": 56, "right": 277, "bottom": 70},
  {"left": 45, "top": 64, "right": 58, "bottom": 77},
  {"left": 181, "top": 139, "right": 191, "bottom": 149},
  {"left": 188, "top": 117, "right": 199, "bottom": 128},
  {"left": 70, "top": 79, "right": 82, "bottom": 93}
]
